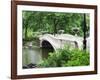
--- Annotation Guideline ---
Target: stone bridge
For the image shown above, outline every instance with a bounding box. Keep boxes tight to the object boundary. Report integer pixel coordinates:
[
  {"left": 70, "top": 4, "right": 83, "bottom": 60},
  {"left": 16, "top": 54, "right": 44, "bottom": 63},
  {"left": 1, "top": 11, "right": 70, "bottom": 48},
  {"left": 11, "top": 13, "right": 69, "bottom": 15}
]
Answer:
[{"left": 39, "top": 34, "right": 89, "bottom": 51}]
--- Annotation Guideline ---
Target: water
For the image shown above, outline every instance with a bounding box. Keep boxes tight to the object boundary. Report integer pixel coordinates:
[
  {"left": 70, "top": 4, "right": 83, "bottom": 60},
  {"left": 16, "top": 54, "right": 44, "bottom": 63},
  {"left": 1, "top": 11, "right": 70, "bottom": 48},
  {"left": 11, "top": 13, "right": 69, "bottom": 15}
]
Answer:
[{"left": 22, "top": 47, "right": 53, "bottom": 69}]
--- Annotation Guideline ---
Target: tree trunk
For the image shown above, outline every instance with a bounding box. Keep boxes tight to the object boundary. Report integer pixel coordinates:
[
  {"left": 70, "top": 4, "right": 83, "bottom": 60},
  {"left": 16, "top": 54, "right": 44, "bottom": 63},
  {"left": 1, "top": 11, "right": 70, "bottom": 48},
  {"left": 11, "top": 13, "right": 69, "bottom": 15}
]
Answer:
[
  {"left": 54, "top": 18, "right": 58, "bottom": 35},
  {"left": 83, "top": 14, "right": 87, "bottom": 50},
  {"left": 25, "top": 26, "right": 28, "bottom": 40}
]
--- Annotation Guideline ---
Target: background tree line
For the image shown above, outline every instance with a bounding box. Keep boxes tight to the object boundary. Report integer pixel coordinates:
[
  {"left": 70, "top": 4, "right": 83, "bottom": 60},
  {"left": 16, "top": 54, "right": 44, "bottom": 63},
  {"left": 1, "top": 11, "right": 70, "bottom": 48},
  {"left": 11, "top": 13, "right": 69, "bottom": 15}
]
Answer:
[{"left": 22, "top": 11, "right": 90, "bottom": 41}]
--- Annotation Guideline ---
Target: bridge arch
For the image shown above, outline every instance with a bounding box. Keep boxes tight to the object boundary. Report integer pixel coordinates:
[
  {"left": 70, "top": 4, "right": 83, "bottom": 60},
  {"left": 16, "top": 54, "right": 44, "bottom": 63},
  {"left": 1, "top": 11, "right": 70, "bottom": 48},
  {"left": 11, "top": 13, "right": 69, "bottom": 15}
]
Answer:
[{"left": 39, "top": 34, "right": 84, "bottom": 51}]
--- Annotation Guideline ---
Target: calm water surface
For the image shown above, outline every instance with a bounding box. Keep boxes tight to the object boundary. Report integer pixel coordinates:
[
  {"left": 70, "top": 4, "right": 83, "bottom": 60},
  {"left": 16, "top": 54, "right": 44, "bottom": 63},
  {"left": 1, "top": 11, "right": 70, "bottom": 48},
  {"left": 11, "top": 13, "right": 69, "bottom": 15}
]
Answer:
[{"left": 22, "top": 47, "right": 53, "bottom": 68}]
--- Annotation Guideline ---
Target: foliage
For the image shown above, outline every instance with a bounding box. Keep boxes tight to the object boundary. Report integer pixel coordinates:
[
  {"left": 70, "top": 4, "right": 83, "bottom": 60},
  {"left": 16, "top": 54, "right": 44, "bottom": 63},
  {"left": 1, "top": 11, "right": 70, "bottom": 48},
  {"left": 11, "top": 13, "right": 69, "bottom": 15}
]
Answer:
[
  {"left": 22, "top": 11, "right": 90, "bottom": 40},
  {"left": 37, "top": 46, "right": 90, "bottom": 67},
  {"left": 64, "top": 48, "right": 89, "bottom": 66}
]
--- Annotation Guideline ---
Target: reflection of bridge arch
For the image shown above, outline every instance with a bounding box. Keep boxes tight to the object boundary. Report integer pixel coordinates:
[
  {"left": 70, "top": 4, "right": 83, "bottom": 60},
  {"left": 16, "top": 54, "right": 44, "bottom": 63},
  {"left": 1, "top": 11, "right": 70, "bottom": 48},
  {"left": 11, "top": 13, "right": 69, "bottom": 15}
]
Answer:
[{"left": 39, "top": 34, "right": 83, "bottom": 51}]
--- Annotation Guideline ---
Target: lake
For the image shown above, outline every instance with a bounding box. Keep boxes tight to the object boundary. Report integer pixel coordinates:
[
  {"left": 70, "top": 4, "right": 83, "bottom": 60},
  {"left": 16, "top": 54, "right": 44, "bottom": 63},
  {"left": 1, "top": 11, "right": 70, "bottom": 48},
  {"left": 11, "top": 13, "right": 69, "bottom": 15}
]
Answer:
[{"left": 22, "top": 46, "right": 53, "bottom": 69}]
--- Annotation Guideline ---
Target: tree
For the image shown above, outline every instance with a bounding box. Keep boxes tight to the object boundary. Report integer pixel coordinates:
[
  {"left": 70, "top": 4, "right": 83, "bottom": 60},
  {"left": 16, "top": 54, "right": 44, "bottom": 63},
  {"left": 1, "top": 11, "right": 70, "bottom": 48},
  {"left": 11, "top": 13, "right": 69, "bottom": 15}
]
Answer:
[{"left": 22, "top": 11, "right": 90, "bottom": 41}]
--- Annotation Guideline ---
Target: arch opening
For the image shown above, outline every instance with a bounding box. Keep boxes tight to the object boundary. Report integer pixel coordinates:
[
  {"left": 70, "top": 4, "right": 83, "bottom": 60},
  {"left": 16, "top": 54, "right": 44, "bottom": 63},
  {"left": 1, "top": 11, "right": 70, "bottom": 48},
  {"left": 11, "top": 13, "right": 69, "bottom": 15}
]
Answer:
[
  {"left": 41, "top": 40, "right": 54, "bottom": 58},
  {"left": 41, "top": 40, "right": 54, "bottom": 51}
]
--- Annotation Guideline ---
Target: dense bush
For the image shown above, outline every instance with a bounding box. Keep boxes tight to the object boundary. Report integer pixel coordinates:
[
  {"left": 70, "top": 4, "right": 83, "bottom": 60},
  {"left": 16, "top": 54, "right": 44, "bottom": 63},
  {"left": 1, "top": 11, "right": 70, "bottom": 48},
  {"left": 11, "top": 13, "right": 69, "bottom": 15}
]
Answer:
[
  {"left": 37, "top": 46, "right": 90, "bottom": 67},
  {"left": 64, "top": 48, "right": 89, "bottom": 66}
]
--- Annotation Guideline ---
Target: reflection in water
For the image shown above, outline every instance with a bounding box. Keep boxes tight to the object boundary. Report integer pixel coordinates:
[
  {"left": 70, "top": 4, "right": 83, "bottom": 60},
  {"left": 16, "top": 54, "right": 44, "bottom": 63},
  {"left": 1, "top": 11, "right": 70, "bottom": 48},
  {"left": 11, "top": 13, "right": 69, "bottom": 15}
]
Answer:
[{"left": 22, "top": 47, "right": 53, "bottom": 69}]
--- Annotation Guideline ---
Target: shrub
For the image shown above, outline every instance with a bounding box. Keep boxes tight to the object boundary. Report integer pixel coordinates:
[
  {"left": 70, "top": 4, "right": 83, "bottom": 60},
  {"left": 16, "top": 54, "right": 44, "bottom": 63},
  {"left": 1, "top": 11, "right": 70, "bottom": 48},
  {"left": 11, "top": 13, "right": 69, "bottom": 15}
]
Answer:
[
  {"left": 37, "top": 46, "right": 90, "bottom": 67},
  {"left": 64, "top": 48, "right": 89, "bottom": 66}
]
